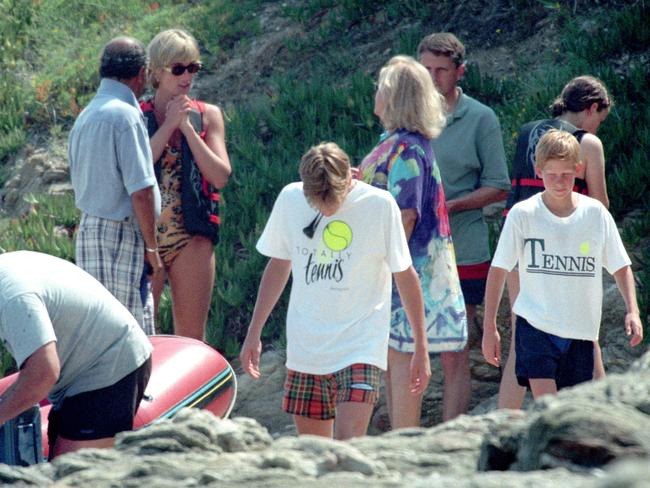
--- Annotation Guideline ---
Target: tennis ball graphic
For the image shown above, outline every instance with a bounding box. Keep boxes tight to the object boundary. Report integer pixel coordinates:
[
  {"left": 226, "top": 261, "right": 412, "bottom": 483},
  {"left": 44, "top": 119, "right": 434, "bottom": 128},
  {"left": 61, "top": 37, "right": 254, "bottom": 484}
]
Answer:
[
  {"left": 322, "top": 220, "right": 352, "bottom": 251},
  {"left": 579, "top": 241, "right": 590, "bottom": 255}
]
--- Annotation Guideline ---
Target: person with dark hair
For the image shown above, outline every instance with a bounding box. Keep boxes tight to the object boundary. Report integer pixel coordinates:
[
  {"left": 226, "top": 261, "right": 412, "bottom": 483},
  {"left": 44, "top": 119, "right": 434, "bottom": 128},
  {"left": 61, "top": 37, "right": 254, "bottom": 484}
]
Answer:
[
  {"left": 99, "top": 38, "right": 149, "bottom": 79},
  {"left": 69, "top": 36, "right": 162, "bottom": 335},
  {"left": 417, "top": 32, "right": 511, "bottom": 421},
  {"left": 498, "top": 75, "right": 613, "bottom": 409}
]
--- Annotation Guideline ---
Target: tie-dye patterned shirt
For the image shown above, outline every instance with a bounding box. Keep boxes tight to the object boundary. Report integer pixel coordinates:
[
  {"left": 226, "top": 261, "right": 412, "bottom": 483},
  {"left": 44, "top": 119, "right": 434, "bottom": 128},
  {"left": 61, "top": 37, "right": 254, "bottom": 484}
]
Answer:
[{"left": 359, "top": 129, "right": 467, "bottom": 353}]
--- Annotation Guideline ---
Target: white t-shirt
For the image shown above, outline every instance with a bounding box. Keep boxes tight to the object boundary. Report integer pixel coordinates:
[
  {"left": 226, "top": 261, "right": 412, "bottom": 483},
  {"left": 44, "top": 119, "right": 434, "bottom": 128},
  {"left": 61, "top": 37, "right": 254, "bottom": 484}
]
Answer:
[
  {"left": 0, "top": 251, "right": 152, "bottom": 408},
  {"left": 492, "top": 193, "right": 631, "bottom": 341},
  {"left": 257, "top": 181, "right": 412, "bottom": 374}
]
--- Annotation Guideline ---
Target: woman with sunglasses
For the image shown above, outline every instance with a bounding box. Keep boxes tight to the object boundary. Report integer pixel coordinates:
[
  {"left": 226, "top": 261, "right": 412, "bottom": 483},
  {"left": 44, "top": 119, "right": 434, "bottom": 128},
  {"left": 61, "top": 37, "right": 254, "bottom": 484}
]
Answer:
[
  {"left": 358, "top": 56, "right": 467, "bottom": 428},
  {"left": 143, "top": 29, "right": 231, "bottom": 340}
]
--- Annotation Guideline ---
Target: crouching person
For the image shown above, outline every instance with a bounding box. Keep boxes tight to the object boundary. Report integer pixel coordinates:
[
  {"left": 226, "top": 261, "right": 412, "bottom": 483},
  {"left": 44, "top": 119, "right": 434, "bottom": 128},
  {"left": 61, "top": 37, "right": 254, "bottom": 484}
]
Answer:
[
  {"left": 239, "top": 142, "right": 431, "bottom": 440},
  {"left": 0, "top": 251, "right": 152, "bottom": 459}
]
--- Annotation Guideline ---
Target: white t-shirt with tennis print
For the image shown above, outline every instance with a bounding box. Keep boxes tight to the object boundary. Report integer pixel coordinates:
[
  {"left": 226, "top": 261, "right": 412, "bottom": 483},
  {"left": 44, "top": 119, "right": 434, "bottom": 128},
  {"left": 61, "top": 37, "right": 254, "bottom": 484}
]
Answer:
[
  {"left": 257, "top": 180, "right": 412, "bottom": 374},
  {"left": 492, "top": 193, "right": 631, "bottom": 341}
]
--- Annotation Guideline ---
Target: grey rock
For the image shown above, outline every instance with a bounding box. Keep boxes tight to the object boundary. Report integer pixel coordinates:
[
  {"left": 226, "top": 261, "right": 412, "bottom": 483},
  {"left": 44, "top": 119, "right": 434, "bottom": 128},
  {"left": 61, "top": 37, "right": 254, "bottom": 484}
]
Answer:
[
  {"left": 530, "top": 367, "right": 650, "bottom": 419},
  {"left": 516, "top": 399, "right": 650, "bottom": 471},
  {"left": 410, "top": 468, "right": 594, "bottom": 488},
  {"left": 0, "top": 463, "right": 52, "bottom": 486},
  {"left": 355, "top": 410, "right": 524, "bottom": 478},
  {"left": 2, "top": 143, "right": 70, "bottom": 216},
  {"left": 630, "top": 350, "right": 650, "bottom": 373},
  {"left": 477, "top": 409, "right": 529, "bottom": 471},
  {"left": 231, "top": 349, "right": 294, "bottom": 436},
  {"left": 596, "top": 459, "right": 650, "bottom": 487},
  {"left": 2, "top": 402, "right": 649, "bottom": 487},
  {"left": 599, "top": 277, "right": 647, "bottom": 374},
  {"left": 116, "top": 408, "right": 272, "bottom": 455}
]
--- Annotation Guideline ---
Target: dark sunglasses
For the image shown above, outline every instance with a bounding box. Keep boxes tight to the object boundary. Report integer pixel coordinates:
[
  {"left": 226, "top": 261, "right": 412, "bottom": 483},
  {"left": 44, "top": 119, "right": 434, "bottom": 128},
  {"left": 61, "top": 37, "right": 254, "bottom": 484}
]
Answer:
[
  {"left": 167, "top": 62, "right": 202, "bottom": 76},
  {"left": 303, "top": 213, "right": 323, "bottom": 239}
]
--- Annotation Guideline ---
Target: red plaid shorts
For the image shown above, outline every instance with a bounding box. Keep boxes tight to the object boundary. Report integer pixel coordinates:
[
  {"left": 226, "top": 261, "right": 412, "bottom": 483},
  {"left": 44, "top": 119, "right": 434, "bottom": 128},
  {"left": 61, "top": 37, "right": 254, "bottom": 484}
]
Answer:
[{"left": 283, "top": 363, "right": 381, "bottom": 420}]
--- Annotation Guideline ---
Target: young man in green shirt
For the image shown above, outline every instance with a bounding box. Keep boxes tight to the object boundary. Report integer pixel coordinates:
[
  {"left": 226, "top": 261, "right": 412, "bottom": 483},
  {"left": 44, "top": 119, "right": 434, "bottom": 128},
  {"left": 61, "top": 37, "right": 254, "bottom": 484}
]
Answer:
[{"left": 418, "top": 32, "right": 511, "bottom": 420}]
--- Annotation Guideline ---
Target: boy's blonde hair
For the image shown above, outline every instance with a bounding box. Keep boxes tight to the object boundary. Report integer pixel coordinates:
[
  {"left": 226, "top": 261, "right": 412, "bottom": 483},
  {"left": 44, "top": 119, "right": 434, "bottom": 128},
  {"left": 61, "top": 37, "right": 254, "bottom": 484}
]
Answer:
[
  {"left": 299, "top": 142, "right": 351, "bottom": 208},
  {"left": 535, "top": 129, "right": 581, "bottom": 170},
  {"left": 147, "top": 29, "right": 200, "bottom": 89},
  {"left": 376, "top": 55, "right": 446, "bottom": 140}
]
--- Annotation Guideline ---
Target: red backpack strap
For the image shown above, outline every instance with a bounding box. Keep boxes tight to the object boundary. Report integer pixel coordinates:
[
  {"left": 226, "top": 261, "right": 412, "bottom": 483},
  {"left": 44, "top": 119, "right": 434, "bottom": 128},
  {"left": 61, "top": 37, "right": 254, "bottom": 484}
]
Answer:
[
  {"left": 189, "top": 99, "right": 206, "bottom": 139},
  {"left": 140, "top": 100, "right": 154, "bottom": 112},
  {"left": 190, "top": 99, "right": 206, "bottom": 113}
]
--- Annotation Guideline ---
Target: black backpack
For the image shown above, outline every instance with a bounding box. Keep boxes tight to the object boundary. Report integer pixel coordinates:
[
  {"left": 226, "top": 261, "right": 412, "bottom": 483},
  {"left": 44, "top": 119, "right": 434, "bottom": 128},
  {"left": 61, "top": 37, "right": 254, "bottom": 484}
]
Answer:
[{"left": 505, "top": 119, "right": 587, "bottom": 214}]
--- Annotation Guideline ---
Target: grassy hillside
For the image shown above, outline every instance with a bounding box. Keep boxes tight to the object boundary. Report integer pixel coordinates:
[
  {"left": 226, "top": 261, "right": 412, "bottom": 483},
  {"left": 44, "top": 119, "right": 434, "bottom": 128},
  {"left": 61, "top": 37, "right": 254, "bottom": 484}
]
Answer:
[{"left": 0, "top": 0, "right": 648, "bottom": 359}]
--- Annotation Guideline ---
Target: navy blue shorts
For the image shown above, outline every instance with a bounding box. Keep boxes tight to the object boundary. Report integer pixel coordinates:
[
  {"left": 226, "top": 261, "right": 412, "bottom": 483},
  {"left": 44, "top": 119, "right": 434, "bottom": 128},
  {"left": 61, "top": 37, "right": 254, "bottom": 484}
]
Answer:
[
  {"left": 457, "top": 262, "right": 490, "bottom": 306},
  {"left": 515, "top": 316, "right": 593, "bottom": 389},
  {"left": 47, "top": 356, "right": 151, "bottom": 457}
]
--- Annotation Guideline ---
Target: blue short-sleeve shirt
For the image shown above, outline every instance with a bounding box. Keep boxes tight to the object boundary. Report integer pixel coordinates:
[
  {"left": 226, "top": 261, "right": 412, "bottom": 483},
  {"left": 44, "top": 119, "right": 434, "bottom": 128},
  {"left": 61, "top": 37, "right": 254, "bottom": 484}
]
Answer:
[{"left": 69, "top": 78, "right": 160, "bottom": 220}]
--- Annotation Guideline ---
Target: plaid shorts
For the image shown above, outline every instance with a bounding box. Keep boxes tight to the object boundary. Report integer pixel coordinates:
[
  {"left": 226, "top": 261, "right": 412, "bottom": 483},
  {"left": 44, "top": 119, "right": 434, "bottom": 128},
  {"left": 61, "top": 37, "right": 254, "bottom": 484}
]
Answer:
[
  {"left": 283, "top": 363, "right": 381, "bottom": 420},
  {"left": 76, "top": 213, "right": 154, "bottom": 335}
]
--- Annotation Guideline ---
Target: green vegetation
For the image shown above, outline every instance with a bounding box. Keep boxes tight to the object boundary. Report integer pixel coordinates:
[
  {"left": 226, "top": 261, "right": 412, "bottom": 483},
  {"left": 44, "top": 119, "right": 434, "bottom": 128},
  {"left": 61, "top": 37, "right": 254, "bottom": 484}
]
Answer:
[
  {"left": 0, "top": 0, "right": 648, "bottom": 361},
  {"left": 0, "top": 193, "right": 79, "bottom": 259}
]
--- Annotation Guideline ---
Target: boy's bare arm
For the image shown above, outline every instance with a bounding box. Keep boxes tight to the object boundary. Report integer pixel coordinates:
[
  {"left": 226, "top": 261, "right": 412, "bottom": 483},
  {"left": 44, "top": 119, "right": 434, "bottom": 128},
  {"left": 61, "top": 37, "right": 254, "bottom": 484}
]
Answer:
[
  {"left": 239, "top": 258, "right": 292, "bottom": 378},
  {"left": 613, "top": 265, "right": 643, "bottom": 346},
  {"left": 393, "top": 266, "right": 432, "bottom": 395},
  {"left": 482, "top": 266, "right": 508, "bottom": 367}
]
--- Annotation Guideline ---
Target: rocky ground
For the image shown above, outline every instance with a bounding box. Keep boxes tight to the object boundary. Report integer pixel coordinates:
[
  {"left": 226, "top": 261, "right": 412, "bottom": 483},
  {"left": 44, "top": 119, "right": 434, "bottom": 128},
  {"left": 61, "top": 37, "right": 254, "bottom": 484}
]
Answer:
[
  {"left": 1, "top": 1, "right": 647, "bottom": 484},
  {"left": 4, "top": 348, "right": 650, "bottom": 486}
]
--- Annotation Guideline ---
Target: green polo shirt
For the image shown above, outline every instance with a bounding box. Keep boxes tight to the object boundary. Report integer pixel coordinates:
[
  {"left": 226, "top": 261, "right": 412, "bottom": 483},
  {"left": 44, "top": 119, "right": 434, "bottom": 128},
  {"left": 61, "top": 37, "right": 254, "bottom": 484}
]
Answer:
[{"left": 431, "top": 89, "right": 510, "bottom": 266}]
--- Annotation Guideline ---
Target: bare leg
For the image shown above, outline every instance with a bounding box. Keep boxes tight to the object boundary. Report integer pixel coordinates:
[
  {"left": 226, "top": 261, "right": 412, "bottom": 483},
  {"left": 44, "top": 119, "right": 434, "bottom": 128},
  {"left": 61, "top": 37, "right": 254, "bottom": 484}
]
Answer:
[
  {"left": 151, "top": 267, "right": 167, "bottom": 328},
  {"left": 386, "top": 348, "right": 423, "bottom": 429},
  {"left": 440, "top": 302, "right": 476, "bottom": 422},
  {"left": 593, "top": 342, "right": 606, "bottom": 379},
  {"left": 440, "top": 346, "right": 471, "bottom": 421},
  {"left": 334, "top": 402, "right": 374, "bottom": 440},
  {"left": 51, "top": 435, "right": 114, "bottom": 459},
  {"left": 385, "top": 361, "right": 394, "bottom": 428},
  {"left": 497, "top": 270, "right": 527, "bottom": 409},
  {"left": 167, "top": 237, "right": 215, "bottom": 340},
  {"left": 529, "top": 378, "right": 557, "bottom": 400},
  {"left": 293, "top": 415, "right": 334, "bottom": 438}
]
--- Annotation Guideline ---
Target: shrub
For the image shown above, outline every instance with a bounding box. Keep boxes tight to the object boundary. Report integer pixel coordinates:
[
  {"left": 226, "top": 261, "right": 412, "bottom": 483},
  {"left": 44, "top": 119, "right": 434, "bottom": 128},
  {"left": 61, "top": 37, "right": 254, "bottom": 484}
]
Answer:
[
  {"left": 0, "top": 0, "right": 647, "bottom": 360},
  {"left": 0, "top": 193, "right": 79, "bottom": 260}
]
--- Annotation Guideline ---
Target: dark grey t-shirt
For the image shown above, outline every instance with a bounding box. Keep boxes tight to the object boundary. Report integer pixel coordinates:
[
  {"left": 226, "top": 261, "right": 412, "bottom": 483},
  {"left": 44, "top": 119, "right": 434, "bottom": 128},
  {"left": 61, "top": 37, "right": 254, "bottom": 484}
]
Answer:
[{"left": 0, "top": 251, "right": 152, "bottom": 408}]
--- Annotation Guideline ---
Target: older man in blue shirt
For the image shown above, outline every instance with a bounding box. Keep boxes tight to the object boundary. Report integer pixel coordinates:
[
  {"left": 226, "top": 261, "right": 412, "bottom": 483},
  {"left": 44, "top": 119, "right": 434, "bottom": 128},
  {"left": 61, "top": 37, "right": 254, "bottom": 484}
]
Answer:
[{"left": 69, "top": 36, "right": 161, "bottom": 334}]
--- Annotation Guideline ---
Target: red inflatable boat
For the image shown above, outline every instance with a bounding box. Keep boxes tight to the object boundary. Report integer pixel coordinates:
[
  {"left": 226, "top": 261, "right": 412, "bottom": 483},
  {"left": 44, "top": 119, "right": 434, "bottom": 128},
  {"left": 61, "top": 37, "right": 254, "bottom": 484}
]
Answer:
[{"left": 0, "top": 335, "right": 237, "bottom": 460}]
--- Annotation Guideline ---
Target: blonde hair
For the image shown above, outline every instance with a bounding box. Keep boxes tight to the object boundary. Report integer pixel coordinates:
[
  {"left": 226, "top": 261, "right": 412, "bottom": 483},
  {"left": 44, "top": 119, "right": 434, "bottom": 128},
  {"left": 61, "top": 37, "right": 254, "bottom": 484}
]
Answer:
[
  {"left": 376, "top": 56, "right": 446, "bottom": 140},
  {"left": 147, "top": 29, "right": 200, "bottom": 89},
  {"left": 299, "top": 142, "right": 351, "bottom": 208},
  {"left": 535, "top": 129, "right": 581, "bottom": 170}
]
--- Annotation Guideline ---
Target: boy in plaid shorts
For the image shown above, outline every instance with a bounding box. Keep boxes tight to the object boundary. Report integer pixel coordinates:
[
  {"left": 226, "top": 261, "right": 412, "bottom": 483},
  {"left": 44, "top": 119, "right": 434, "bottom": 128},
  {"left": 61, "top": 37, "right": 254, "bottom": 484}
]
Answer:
[{"left": 240, "top": 142, "right": 431, "bottom": 439}]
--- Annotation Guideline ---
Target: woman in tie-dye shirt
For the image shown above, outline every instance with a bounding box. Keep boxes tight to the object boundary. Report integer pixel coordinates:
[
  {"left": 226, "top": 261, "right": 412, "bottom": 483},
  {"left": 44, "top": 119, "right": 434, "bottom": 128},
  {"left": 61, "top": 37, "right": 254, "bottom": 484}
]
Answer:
[{"left": 358, "top": 56, "right": 467, "bottom": 429}]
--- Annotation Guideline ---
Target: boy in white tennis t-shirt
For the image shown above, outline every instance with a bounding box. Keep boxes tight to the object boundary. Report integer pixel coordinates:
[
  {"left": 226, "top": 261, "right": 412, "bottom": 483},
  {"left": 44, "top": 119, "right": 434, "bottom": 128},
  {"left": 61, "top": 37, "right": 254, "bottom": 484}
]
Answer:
[
  {"left": 239, "top": 142, "right": 431, "bottom": 439},
  {"left": 482, "top": 129, "right": 643, "bottom": 399}
]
